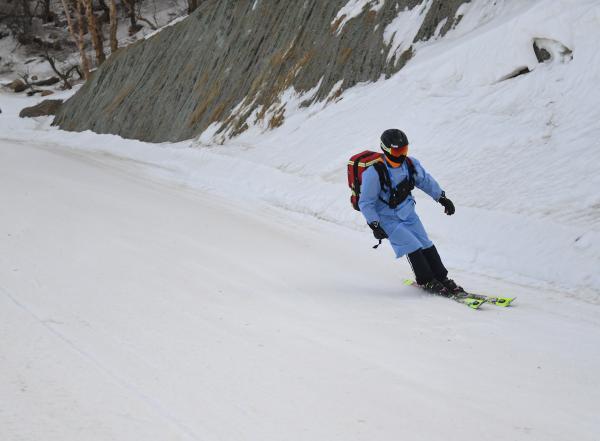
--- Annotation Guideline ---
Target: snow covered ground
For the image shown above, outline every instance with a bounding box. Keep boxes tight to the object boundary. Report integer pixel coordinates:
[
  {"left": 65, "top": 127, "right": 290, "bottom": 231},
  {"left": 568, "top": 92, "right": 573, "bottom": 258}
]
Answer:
[
  {"left": 1, "top": 0, "right": 600, "bottom": 440},
  {"left": 2, "top": 135, "right": 600, "bottom": 441}
]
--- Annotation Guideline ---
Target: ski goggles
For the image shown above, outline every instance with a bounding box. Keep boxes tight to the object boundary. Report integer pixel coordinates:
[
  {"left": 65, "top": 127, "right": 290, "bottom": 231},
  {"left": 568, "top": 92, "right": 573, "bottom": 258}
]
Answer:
[{"left": 380, "top": 141, "right": 408, "bottom": 157}]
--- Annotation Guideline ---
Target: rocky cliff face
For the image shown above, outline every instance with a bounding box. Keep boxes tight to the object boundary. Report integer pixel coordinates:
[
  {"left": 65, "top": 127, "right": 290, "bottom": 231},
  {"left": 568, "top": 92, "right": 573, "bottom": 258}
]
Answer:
[{"left": 53, "top": 0, "right": 468, "bottom": 142}]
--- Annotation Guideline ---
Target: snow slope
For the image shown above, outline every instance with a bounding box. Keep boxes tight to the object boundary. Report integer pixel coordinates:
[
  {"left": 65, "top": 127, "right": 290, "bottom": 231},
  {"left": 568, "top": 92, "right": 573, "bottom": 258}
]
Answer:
[
  {"left": 1, "top": 2, "right": 600, "bottom": 438},
  {"left": 1, "top": 139, "right": 599, "bottom": 441},
  {"left": 2, "top": 0, "right": 599, "bottom": 298}
]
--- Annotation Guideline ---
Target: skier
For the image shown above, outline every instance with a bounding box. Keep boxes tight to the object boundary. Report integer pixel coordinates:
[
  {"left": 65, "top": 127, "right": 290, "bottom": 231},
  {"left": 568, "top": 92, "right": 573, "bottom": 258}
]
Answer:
[{"left": 358, "top": 128, "right": 462, "bottom": 295}]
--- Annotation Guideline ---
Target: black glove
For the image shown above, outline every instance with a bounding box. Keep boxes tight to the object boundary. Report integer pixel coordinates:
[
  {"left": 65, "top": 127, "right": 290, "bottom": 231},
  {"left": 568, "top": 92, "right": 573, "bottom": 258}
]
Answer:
[
  {"left": 368, "top": 221, "right": 388, "bottom": 240},
  {"left": 438, "top": 191, "right": 455, "bottom": 215}
]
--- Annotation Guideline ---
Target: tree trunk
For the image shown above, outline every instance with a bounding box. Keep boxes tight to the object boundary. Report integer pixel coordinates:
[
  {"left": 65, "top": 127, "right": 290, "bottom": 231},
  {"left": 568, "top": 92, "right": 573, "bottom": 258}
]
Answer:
[
  {"left": 20, "top": 0, "right": 33, "bottom": 23},
  {"left": 59, "top": 0, "right": 90, "bottom": 80},
  {"left": 43, "top": 0, "right": 53, "bottom": 22},
  {"left": 124, "top": 0, "right": 141, "bottom": 34},
  {"left": 188, "top": 0, "right": 198, "bottom": 15},
  {"left": 129, "top": 0, "right": 136, "bottom": 28},
  {"left": 109, "top": 0, "right": 118, "bottom": 53},
  {"left": 97, "top": 0, "right": 110, "bottom": 22},
  {"left": 83, "top": 0, "right": 106, "bottom": 65}
]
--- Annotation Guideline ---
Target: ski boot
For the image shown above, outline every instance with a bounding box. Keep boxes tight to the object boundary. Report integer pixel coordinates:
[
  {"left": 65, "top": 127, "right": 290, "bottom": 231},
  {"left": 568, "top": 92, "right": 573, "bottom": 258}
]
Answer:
[
  {"left": 421, "top": 279, "right": 450, "bottom": 296},
  {"left": 439, "top": 277, "right": 465, "bottom": 295}
]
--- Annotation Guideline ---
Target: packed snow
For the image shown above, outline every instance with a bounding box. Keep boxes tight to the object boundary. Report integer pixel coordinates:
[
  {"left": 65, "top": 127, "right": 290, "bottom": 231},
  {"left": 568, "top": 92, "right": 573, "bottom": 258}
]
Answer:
[
  {"left": 2, "top": 126, "right": 599, "bottom": 441},
  {"left": 1, "top": 0, "right": 600, "bottom": 440}
]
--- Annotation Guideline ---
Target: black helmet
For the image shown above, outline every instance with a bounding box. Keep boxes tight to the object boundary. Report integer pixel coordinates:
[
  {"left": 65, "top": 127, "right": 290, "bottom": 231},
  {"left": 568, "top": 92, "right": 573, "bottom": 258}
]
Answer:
[{"left": 380, "top": 129, "right": 409, "bottom": 161}]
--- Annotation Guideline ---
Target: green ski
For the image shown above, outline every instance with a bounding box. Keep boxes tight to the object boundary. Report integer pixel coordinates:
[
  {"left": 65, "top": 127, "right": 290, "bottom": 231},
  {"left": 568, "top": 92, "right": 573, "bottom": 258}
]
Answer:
[
  {"left": 403, "top": 279, "right": 487, "bottom": 309},
  {"left": 404, "top": 279, "right": 516, "bottom": 309},
  {"left": 463, "top": 292, "right": 516, "bottom": 307}
]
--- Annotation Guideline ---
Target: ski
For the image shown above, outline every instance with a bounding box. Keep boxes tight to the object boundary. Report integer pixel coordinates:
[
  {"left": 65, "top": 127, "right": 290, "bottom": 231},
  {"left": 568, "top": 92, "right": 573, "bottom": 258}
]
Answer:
[
  {"left": 462, "top": 292, "right": 516, "bottom": 307},
  {"left": 454, "top": 296, "right": 487, "bottom": 309},
  {"left": 403, "top": 279, "right": 486, "bottom": 309},
  {"left": 403, "top": 279, "right": 515, "bottom": 308}
]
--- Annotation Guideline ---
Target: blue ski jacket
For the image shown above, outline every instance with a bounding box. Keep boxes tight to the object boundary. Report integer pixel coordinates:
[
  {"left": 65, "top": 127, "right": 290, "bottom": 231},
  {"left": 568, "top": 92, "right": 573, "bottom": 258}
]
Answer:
[{"left": 358, "top": 157, "right": 444, "bottom": 257}]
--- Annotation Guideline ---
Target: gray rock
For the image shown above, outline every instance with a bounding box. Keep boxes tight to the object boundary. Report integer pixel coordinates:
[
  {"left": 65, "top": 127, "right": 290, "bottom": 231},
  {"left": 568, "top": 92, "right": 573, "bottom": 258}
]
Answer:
[
  {"left": 533, "top": 37, "right": 573, "bottom": 64},
  {"left": 33, "top": 76, "right": 60, "bottom": 87},
  {"left": 54, "top": 0, "right": 468, "bottom": 143},
  {"left": 414, "top": 0, "right": 468, "bottom": 42},
  {"left": 9, "top": 79, "right": 27, "bottom": 93},
  {"left": 20, "top": 99, "right": 63, "bottom": 118},
  {"left": 533, "top": 42, "right": 552, "bottom": 63}
]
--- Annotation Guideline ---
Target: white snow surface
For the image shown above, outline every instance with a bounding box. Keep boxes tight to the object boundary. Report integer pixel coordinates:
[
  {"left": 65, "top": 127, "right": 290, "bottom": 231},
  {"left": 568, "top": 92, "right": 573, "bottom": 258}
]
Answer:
[
  {"left": 3, "top": 135, "right": 599, "bottom": 441},
  {"left": 383, "top": 0, "right": 434, "bottom": 62},
  {"left": 332, "top": 0, "right": 386, "bottom": 33},
  {"left": 1, "top": 1, "right": 600, "bottom": 439}
]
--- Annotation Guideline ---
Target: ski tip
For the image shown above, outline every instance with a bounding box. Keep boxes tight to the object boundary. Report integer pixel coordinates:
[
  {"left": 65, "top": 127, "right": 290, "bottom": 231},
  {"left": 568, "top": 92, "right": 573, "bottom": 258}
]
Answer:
[
  {"left": 494, "top": 297, "right": 516, "bottom": 307},
  {"left": 403, "top": 279, "right": 415, "bottom": 286}
]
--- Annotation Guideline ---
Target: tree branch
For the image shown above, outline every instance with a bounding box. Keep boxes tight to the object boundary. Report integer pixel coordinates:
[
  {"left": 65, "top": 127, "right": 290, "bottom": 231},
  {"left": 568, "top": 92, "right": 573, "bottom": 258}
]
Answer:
[{"left": 136, "top": 15, "right": 157, "bottom": 30}]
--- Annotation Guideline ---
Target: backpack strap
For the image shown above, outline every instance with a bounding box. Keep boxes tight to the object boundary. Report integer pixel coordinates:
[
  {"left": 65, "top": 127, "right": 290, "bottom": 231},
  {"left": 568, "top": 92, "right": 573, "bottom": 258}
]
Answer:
[
  {"left": 376, "top": 157, "right": 415, "bottom": 190},
  {"left": 376, "top": 157, "right": 416, "bottom": 208},
  {"left": 405, "top": 157, "right": 416, "bottom": 187},
  {"left": 374, "top": 161, "right": 393, "bottom": 207},
  {"left": 373, "top": 161, "right": 391, "bottom": 192}
]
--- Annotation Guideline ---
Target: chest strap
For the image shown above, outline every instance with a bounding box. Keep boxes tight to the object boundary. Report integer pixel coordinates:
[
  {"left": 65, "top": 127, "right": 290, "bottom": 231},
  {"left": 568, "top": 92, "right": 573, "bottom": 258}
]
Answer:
[{"left": 374, "top": 158, "right": 416, "bottom": 209}]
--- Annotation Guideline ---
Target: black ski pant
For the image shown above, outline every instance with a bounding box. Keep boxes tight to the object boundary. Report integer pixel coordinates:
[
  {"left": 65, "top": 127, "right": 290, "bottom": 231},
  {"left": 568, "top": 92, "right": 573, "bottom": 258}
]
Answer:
[{"left": 407, "top": 245, "right": 448, "bottom": 285}]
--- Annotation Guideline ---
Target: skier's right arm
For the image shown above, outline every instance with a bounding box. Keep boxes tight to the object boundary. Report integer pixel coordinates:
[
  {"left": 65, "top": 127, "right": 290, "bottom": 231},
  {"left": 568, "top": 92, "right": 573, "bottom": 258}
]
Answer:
[{"left": 358, "top": 167, "right": 381, "bottom": 225}]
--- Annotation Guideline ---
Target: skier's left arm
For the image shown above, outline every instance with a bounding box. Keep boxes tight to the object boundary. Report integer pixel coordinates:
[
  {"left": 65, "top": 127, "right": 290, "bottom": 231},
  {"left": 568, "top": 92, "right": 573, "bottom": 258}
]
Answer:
[
  {"left": 411, "top": 157, "right": 443, "bottom": 200},
  {"left": 411, "top": 157, "right": 455, "bottom": 215}
]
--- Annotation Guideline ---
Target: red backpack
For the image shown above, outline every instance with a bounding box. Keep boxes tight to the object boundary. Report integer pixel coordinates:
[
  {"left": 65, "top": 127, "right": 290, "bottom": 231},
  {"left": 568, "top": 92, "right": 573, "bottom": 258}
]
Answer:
[
  {"left": 347, "top": 150, "right": 416, "bottom": 211},
  {"left": 347, "top": 150, "right": 384, "bottom": 211}
]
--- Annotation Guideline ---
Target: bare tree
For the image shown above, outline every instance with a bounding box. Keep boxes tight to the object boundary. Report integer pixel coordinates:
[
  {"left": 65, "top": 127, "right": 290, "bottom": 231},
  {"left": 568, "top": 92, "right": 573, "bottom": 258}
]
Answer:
[
  {"left": 59, "top": 0, "right": 90, "bottom": 79},
  {"left": 123, "top": 0, "right": 141, "bottom": 34},
  {"left": 43, "top": 49, "right": 82, "bottom": 89},
  {"left": 20, "top": 0, "right": 33, "bottom": 22},
  {"left": 2, "top": 0, "right": 34, "bottom": 43},
  {"left": 40, "top": 0, "right": 54, "bottom": 22},
  {"left": 187, "top": 0, "right": 198, "bottom": 14},
  {"left": 82, "top": 0, "right": 105, "bottom": 65},
  {"left": 108, "top": 0, "right": 117, "bottom": 52},
  {"left": 96, "top": 0, "right": 110, "bottom": 22}
]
